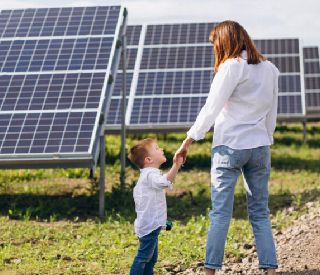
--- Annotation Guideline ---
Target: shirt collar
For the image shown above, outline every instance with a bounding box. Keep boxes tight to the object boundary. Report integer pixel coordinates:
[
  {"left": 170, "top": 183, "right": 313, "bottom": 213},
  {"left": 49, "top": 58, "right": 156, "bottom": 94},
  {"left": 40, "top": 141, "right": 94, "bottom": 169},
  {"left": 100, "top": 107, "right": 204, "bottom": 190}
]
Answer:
[{"left": 140, "top": 167, "right": 161, "bottom": 174}]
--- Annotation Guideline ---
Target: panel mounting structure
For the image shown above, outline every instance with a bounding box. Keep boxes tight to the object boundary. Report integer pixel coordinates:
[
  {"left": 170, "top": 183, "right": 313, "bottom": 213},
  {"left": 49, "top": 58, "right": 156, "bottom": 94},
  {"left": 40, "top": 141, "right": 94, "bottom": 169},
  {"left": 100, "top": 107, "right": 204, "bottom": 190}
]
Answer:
[
  {"left": 0, "top": 6, "right": 127, "bottom": 169},
  {"left": 106, "top": 23, "right": 306, "bottom": 134},
  {"left": 303, "top": 46, "right": 320, "bottom": 119},
  {"left": 256, "top": 38, "right": 306, "bottom": 122}
]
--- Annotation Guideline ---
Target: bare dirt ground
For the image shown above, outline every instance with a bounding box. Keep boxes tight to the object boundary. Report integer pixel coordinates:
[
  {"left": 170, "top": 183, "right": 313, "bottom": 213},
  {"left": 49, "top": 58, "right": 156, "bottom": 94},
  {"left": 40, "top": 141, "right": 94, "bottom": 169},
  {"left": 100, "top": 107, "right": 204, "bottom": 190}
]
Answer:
[{"left": 172, "top": 201, "right": 320, "bottom": 275}]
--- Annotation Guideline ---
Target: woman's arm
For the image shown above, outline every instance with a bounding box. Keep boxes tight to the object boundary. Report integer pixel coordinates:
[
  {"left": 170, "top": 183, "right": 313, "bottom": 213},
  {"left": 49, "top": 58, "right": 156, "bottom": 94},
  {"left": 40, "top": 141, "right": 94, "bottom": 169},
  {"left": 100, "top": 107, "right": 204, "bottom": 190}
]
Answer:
[{"left": 187, "top": 60, "right": 241, "bottom": 141}]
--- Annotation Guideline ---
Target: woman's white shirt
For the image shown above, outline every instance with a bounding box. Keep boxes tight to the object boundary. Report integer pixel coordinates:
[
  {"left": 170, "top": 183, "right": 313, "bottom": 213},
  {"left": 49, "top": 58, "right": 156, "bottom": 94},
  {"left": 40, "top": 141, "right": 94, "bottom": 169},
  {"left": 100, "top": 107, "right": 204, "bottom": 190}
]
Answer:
[
  {"left": 133, "top": 167, "right": 173, "bottom": 238},
  {"left": 187, "top": 51, "right": 280, "bottom": 149}
]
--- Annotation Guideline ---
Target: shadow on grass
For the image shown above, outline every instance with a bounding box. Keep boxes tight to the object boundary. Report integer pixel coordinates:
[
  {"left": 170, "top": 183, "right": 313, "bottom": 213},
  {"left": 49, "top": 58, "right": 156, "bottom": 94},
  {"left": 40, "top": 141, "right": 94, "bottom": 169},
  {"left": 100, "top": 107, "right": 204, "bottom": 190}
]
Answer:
[
  {"left": 274, "top": 135, "right": 320, "bottom": 148},
  {"left": 271, "top": 156, "right": 320, "bottom": 172},
  {"left": 1, "top": 184, "right": 319, "bottom": 223}
]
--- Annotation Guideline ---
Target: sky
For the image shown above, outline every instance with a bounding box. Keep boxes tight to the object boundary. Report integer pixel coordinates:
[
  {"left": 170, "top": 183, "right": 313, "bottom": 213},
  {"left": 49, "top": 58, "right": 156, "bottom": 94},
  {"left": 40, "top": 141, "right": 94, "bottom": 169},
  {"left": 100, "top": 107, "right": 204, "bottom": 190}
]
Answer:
[{"left": 0, "top": 0, "right": 319, "bottom": 48}]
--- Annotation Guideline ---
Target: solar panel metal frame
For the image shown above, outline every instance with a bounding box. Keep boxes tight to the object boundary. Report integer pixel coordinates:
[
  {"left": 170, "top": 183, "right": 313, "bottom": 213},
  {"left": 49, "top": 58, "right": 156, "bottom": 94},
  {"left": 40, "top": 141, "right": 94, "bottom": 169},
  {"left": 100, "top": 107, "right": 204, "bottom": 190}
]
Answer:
[
  {"left": 303, "top": 46, "right": 320, "bottom": 120},
  {"left": 106, "top": 23, "right": 217, "bottom": 133},
  {"left": 0, "top": 6, "right": 127, "bottom": 169},
  {"left": 266, "top": 37, "right": 306, "bottom": 123},
  {"left": 105, "top": 23, "right": 306, "bottom": 134}
]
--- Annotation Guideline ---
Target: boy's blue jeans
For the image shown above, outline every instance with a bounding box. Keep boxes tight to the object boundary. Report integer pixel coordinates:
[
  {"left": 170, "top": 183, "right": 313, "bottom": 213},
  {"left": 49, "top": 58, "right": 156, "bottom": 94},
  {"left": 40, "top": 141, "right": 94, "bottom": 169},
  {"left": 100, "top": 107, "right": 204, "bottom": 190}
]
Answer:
[
  {"left": 205, "top": 145, "right": 278, "bottom": 270},
  {"left": 130, "top": 227, "right": 161, "bottom": 275}
]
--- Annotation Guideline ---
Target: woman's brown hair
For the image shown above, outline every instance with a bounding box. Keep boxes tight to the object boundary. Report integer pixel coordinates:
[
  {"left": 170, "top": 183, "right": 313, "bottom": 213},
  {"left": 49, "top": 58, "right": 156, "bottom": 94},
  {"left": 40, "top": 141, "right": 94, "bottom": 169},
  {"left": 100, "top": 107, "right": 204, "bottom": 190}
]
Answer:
[{"left": 209, "top": 20, "right": 266, "bottom": 73}]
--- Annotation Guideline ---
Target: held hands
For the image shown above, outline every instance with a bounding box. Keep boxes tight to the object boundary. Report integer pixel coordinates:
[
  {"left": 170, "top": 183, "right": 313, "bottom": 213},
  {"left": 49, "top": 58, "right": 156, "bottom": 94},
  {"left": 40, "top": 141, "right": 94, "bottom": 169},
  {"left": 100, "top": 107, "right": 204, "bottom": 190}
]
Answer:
[
  {"left": 168, "top": 137, "right": 193, "bottom": 184},
  {"left": 176, "top": 156, "right": 184, "bottom": 168},
  {"left": 173, "top": 136, "right": 194, "bottom": 166},
  {"left": 174, "top": 145, "right": 188, "bottom": 165}
]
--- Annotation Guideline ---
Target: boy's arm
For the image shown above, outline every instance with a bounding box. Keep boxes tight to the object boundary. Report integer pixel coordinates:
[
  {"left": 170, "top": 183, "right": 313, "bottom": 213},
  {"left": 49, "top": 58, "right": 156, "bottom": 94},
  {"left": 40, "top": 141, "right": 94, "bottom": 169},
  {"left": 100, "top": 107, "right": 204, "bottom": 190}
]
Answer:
[
  {"left": 147, "top": 158, "right": 183, "bottom": 189},
  {"left": 166, "top": 157, "right": 183, "bottom": 183},
  {"left": 148, "top": 172, "right": 173, "bottom": 190}
]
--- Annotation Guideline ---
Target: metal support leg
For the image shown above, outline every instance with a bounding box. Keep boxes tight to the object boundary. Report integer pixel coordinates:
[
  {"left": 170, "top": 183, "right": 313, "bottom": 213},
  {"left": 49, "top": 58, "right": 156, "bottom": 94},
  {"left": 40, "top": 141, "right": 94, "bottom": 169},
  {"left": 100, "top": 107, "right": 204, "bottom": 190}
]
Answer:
[
  {"left": 99, "top": 135, "right": 106, "bottom": 218},
  {"left": 120, "top": 30, "right": 127, "bottom": 188},
  {"left": 89, "top": 168, "right": 94, "bottom": 179},
  {"left": 302, "top": 120, "right": 307, "bottom": 145}
]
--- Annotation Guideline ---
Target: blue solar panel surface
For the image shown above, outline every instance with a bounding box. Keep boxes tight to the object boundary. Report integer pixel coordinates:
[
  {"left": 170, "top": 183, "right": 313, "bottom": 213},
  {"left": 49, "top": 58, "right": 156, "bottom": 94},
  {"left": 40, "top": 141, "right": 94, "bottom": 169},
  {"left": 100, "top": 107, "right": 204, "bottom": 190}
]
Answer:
[
  {"left": 107, "top": 23, "right": 306, "bottom": 131},
  {"left": 0, "top": 111, "right": 95, "bottom": 154},
  {"left": 106, "top": 24, "right": 142, "bottom": 126},
  {"left": 0, "top": 6, "right": 121, "bottom": 38},
  {"left": 303, "top": 47, "right": 320, "bottom": 111},
  {"left": 0, "top": 72, "right": 105, "bottom": 111},
  {"left": 0, "top": 37, "right": 114, "bottom": 72},
  {"left": 0, "top": 5, "right": 124, "bottom": 166}
]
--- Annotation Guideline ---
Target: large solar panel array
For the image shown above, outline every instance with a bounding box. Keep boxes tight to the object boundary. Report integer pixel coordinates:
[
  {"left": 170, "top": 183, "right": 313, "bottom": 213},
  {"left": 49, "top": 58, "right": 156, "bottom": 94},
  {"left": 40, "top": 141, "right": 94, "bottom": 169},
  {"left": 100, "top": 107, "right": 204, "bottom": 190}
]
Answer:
[
  {"left": 0, "top": 6, "right": 126, "bottom": 168},
  {"left": 106, "top": 23, "right": 306, "bottom": 133},
  {"left": 303, "top": 46, "right": 320, "bottom": 114},
  {"left": 254, "top": 39, "right": 305, "bottom": 121}
]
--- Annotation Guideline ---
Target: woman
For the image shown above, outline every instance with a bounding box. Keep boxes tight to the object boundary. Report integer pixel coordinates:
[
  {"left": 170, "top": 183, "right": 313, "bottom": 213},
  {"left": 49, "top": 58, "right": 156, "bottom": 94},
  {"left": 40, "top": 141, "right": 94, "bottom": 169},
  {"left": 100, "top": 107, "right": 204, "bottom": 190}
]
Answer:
[{"left": 174, "top": 21, "right": 279, "bottom": 275}]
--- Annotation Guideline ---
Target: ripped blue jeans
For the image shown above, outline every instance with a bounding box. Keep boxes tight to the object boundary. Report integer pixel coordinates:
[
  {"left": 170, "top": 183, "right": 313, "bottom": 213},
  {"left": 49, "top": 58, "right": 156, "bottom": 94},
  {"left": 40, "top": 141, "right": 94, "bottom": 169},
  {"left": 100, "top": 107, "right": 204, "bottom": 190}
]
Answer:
[{"left": 205, "top": 145, "right": 278, "bottom": 270}]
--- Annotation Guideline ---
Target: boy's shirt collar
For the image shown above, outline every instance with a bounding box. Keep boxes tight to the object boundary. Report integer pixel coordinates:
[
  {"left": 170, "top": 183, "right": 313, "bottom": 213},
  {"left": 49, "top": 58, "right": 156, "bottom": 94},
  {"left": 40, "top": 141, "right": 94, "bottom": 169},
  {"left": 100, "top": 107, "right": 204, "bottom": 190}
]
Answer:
[{"left": 140, "top": 167, "right": 161, "bottom": 173}]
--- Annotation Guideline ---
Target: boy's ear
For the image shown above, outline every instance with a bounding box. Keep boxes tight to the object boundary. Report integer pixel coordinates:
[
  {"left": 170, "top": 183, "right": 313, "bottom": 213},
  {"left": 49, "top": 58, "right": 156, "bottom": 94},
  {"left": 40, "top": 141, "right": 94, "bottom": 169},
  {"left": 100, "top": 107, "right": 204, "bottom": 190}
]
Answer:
[{"left": 145, "top": 156, "right": 153, "bottom": 164}]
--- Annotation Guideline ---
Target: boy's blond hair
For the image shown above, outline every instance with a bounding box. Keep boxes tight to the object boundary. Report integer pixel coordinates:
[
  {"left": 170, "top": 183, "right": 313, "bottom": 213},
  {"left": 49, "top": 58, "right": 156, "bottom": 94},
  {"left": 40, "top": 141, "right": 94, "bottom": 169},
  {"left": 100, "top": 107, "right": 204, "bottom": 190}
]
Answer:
[{"left": 128, "top": 138, "right": 155, "bottom": 169}]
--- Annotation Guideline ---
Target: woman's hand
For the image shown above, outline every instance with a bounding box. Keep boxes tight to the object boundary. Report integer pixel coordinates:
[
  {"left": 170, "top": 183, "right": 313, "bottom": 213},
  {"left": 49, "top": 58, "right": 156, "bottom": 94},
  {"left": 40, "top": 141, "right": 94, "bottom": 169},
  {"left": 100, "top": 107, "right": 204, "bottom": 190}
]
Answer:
[
  {"left": 174, "top": 146, "right": 188, "bottom": 164},
  {"left": 173, "top": 136, "right": 194, "bottom": 164}
]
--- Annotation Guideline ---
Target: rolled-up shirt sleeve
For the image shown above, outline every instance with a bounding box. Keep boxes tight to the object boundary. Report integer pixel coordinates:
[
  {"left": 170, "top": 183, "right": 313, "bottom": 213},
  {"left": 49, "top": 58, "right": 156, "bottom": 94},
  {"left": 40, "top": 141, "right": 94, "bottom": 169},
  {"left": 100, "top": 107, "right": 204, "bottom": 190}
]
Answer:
[
  {"left": 187, "top": 61, "right": 241, "bottom": 141},
  {"left": 147, "top": 172, "right": 173, "bottom": 190}
]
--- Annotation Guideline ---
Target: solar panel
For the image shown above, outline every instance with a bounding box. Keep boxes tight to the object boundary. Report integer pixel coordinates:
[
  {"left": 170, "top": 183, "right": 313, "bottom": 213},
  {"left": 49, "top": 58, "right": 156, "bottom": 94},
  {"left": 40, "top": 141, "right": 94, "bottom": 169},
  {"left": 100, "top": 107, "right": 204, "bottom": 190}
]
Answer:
[
  {"left": 0, "top": 6, "right": 120, "bottom": 38},
  {"left": 0, "top": 111, "right": 95, "bottom": 154},
  {"left": 253, "top": 38, "right": 306, "bottom": 120},
  {"left": 106, "top": 23, "right": 306, "bottom": 133},
  {"left": 303, "top": 47, "right": 320, "bottom": 114},
  {"left": 0, "top": 37, "right": 114, "bottom": 72},
  {"left": 0, "top": 6, "right": 127, "bottom": 169}
]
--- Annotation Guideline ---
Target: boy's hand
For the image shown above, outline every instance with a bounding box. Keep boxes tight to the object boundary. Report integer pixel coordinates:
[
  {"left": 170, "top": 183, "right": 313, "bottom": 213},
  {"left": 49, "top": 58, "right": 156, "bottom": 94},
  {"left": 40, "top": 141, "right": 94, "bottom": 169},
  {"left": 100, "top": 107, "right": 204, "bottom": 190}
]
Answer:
[{"left": 177, "top": 156, "right": 184, "bottom": 168}]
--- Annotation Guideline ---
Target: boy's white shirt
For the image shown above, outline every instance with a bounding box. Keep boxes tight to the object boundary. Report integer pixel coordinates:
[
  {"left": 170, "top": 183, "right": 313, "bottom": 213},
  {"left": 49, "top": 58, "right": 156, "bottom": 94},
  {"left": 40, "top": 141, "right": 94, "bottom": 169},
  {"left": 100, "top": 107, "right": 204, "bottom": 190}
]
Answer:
[{"left": 133, "top": 167, "right": 173, "bottom": 238}]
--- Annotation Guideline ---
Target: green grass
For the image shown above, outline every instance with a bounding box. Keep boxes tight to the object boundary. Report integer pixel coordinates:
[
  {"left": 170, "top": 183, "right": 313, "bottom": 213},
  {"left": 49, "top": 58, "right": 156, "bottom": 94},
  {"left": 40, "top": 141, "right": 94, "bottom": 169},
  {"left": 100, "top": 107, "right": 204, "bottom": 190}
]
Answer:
[{"left": 0, "top": 122, "right": 320, "bottom": 274}]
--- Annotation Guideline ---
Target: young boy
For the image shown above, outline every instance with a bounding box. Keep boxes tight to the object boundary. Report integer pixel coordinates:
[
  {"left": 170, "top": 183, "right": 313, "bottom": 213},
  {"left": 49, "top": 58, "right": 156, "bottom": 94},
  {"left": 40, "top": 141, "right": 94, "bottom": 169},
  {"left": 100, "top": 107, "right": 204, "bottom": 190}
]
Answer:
[{"left": 128, "top": 138, "right": 183, "bottom": 275}]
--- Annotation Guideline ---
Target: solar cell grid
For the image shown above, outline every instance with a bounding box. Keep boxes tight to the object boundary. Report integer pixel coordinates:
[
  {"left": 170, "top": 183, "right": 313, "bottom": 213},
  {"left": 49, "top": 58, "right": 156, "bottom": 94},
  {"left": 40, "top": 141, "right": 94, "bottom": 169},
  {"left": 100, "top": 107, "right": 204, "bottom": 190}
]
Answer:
[
  {"left": 277, "top": 95, "right": 302, "bottom": 114},
  {"left": 106, "top": 24, "right": 306, "bottom": 132},
  {"left": 0, "top": 72, "right": 105, "bottom": 111},
  {"left": 106, "top": 98, "right": 128, "bottom": 125},
  {"left": 140, "top": 46, "right": 215, "bottom": 70},
  {"left": 306, "top": 93, "right": 320, "bottom": 109},
  {"left": 303, "top": 47, "right": 320, "bottom": 111},
  {"left": 0, "top": 5, "right": 125, "bottom": 168},
  {"left": 136, "top": 70, "right": 214, "bottom": 96},
  {"left": 126, "top": 25, "right": 142, "bottom": 46},
  {"left": 266, "top": 56, "right": 300, "bottom": 73},
  {"left": 118, "top": 48, "right": 138, "bottom": 70},
  {"left": 305, "top": 76, "right": 320, "bottom": 90},
  {"left": 106, "top": 24, "right": 141, "bottom": 126},
  {"left": 304, "top": 61, "right": 320, "bottom": 74},
  {"left": 0, "top": 6, "right": 121, "bottom": 38},
  {"left": 0, "top": 37, "right": 113, "bottom": 73},
  {"left": 130, "top": 96, "right": 207, "bottom": 124},
  {"left": 112, "top": 72, "right": 133, "bottom": 97},
  {"left": 0, "top": 111, "right": 96, "bottom": 154},
  {"left": 303, "top": 47, "right": 319, "bottom": 59},
  {"left": 278, "top": 75, "right": 301, "bottom": 93},
  {"left": 254, "top": 39, "right": 300, "bottom": 55},
  {"left": 144, "top": 23, "right": 218, "bottom": 45}
]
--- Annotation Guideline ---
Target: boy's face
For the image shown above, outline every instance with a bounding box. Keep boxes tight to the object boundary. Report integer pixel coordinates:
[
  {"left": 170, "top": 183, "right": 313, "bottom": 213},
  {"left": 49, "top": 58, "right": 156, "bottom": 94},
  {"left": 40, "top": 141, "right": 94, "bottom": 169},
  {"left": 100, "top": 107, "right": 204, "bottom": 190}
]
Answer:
[{"left": 146, "top": 142, "right": 166, "bottom": 167}]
